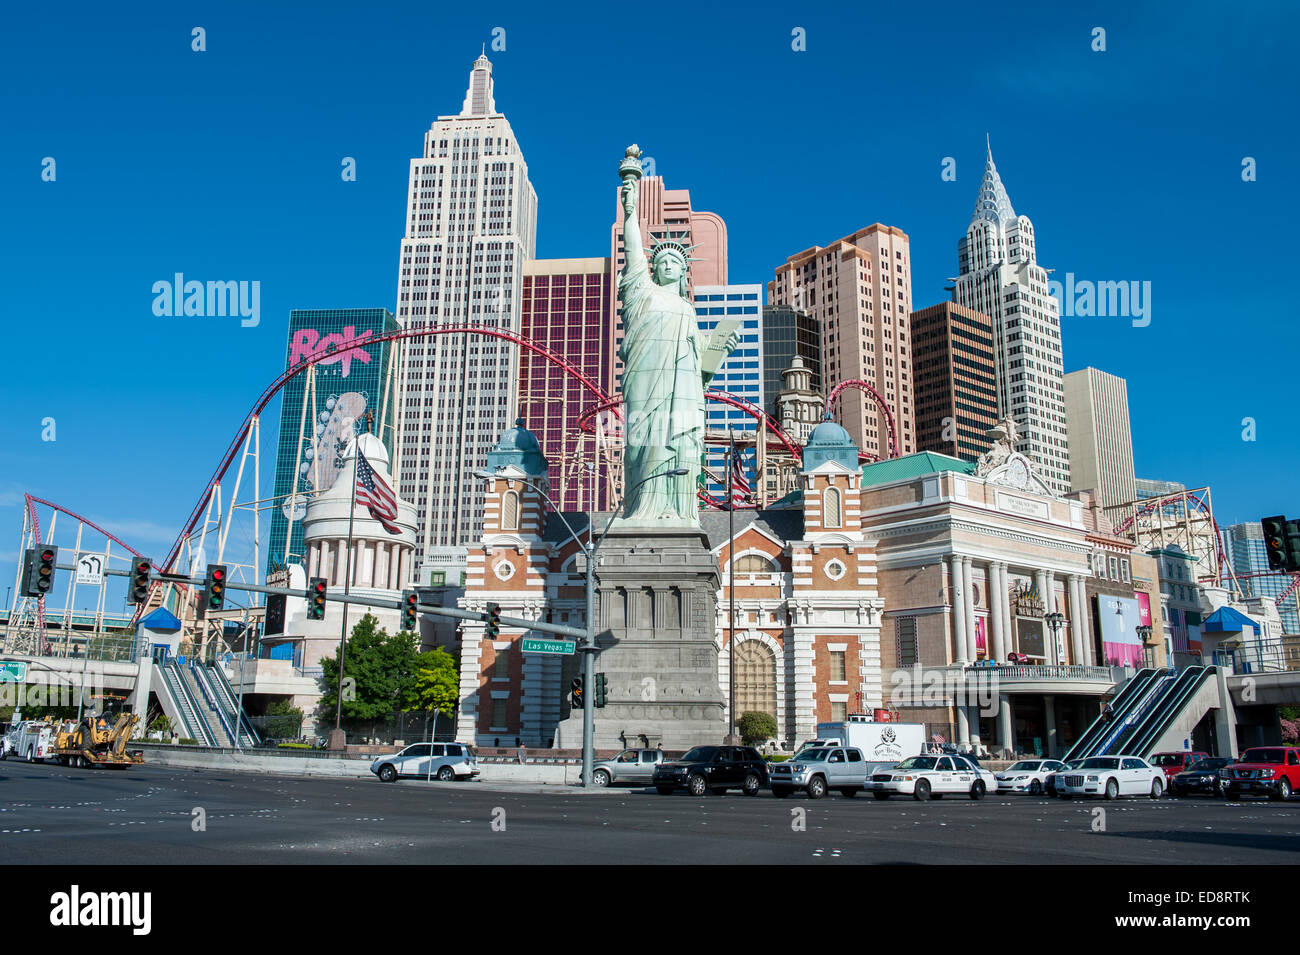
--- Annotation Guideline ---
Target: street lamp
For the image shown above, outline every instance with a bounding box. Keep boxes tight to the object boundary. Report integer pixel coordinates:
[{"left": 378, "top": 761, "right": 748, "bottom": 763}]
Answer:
[
  {"left": 1044, "top": 611, "right": 1065, "bottom": 665},
  {"left": 475, "top": 464, "right": 688, "bottom": 786}
]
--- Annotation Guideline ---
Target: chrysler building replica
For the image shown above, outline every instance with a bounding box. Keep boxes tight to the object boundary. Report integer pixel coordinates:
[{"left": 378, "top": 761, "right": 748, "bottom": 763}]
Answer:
[{"left": 952, "top": 143, "right": 1070, "bottom": 494}]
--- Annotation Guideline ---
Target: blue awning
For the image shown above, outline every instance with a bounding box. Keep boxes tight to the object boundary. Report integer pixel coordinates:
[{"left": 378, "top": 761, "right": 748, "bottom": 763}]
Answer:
[
  {"left": 1202, "top": 606, "right": 1260, "bottom": 634},
  {"left": 140, "top": 607, "right": 183, "bottom": 632}
]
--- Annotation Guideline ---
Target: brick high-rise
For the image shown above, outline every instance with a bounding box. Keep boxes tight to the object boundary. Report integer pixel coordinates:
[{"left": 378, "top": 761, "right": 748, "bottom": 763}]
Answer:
[
  {"left": 768, "top": 225, "right": 916, "bottom": 460},
  {"left": 909, "top": 302, "right": 998, "bottom": 461}
]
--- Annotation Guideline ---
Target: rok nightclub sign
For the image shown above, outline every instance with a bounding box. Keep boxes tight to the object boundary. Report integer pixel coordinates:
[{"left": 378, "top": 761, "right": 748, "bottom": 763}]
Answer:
[{"left": 289, "top": 326, "right": 375, "bottom": 378}]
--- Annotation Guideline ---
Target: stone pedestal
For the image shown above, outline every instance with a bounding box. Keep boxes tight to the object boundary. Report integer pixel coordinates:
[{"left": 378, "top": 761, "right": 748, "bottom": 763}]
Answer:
[{"left": 553, "top": 524, "right": 726, "bottom": 750}]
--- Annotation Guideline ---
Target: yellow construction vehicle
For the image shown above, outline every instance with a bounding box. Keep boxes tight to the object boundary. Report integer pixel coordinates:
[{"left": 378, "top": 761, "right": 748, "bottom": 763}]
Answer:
[{"left": 53, "top": 712, "right": 145, "bottom": 769}]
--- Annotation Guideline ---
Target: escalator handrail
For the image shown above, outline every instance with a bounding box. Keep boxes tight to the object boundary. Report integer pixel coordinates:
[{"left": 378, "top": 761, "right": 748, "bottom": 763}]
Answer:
[
  {"left": 1064, "top": 668, "right": 1158, "bottom": 761},
  {"left": 162, "top": 659, "right": 215, "bottom": 746},
  {"left": 1125, "top": 666, "right": 1215, "bottom": 757},
  {"left": 189, "top": 664, "right": 236, "bottom": 745},
  {"left": 208, "top": 662, "right": 260, "bottom": 745},
  {"left": 1094, "top": 669, "right": 1178, "bottom": 756}
]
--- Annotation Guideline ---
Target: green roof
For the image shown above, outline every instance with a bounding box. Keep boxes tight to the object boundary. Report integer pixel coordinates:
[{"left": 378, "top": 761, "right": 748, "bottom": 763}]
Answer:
[{"left": 859, "top": 451, "right": 976, "bottom": 487}]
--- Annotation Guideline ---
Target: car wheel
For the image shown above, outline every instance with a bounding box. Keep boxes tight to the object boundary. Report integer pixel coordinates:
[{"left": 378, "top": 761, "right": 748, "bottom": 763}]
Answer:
[
  {"left": 1150, "top": 778, "right": 1163, "bottom": 799},
  {"left": 437, "top": 765, "right": 455, "bottom": 782},
  {"left": 1104, "top": 778, "right": 1119, "bottom": 800},
  {"left": 25, "top": 748, "right": 33, "bottom": 763},
  {"left": 742, "top": 773, "right": 761, "bottom": 797},
  {"left": 1276, "top": 778, "right": 1292, "bottom": 801},
  {"left": 873, "top": 792, "right": 890, "bottom": 800},
  {"left": 656, "top": 786, "right": 675, "bottom": 796},
  {"left": 772, "top": 786, "right": 791, "bottom": 798},
  {"left": 1029, "top": 779, "right": 1042, "bottom": 796},
  {"left": 593, "top": 769, "right": 611, "bottom": 787},
  {"left": 687, "top": 774, "right": 708, "bottom": 797},
  {"left": 378, "top": 764, "right": 397, "bottom": 783},
  {"left": 807, "top": 776, "right": 827, "bottom": 800},
  {"left": 970, "top": 781, "right": 986, "bottom": 801},
  {"left": 913, "top": 779, "right": 931, "bottom": 801}
]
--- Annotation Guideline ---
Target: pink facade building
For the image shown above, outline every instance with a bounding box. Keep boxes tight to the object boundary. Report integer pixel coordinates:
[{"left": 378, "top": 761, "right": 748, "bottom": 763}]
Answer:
[
  {"left": 518, "top": 257, "right": 613, "bottom": 513},
  {"left": 768, "top": 225, "right": 916, "bottom": 461}
]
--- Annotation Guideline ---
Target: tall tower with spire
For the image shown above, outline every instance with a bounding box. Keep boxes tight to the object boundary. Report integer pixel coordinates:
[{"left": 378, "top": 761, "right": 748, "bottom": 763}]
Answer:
[
  {"left": 952, "top": 143, "right": 1070, "bottom": 493},
  {"left": 392, "top": 53, "right": 538, "bottom": 583}
]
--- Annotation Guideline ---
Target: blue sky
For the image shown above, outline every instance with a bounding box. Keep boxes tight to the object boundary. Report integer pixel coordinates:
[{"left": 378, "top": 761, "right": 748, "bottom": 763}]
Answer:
[{"left": 1, "top": 0, "right": 1296, "bottom": 609}]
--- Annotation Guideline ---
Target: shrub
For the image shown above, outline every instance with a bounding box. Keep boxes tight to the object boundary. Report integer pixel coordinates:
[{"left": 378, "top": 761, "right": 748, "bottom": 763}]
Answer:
[
  {"left": 176, "top": 738, "right": 198, "bottom": 746},
  {"left": 738, "top": 711, "right": 778, "bottom": 744}
]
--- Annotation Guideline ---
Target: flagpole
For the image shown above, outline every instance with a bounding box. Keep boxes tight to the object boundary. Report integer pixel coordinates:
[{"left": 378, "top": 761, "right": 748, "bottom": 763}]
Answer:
[
  {"left": 727, "top": 427, "right": 737, "bottom": 744},
  {"left": 334, "top": 435, "right": 360, "bottom": 733}
]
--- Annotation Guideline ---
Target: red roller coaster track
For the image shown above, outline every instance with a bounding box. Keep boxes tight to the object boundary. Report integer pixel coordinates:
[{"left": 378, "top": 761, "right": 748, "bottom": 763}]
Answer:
[{"left": 826, "top": 379, "right": 900, "bottom": 459}]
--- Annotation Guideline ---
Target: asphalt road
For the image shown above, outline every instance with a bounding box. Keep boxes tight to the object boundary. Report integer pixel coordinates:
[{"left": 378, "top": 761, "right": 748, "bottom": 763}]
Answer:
[{"left": 2, "top": 760, "right": 1298, "bottom": 864}]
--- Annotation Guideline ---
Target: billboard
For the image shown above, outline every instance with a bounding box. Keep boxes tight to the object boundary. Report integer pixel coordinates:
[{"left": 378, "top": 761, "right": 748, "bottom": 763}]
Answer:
[{"left": 1097, "top": 594, "right": 1144, "bottom": 667}]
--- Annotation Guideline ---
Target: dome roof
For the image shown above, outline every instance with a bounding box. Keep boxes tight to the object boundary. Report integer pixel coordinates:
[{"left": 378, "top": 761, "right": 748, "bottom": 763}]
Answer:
[
  {"left": 807, "top": 415, "right": 853, "bottom": 447},
  {"left": 496, "top": 418, "right": 541, "bottom": 453}
]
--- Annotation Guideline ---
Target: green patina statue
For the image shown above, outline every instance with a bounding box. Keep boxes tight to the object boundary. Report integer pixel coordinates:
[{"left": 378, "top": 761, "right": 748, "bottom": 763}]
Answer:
[{"left": 617, "top": 145, "right": 738, "bottom": 524}]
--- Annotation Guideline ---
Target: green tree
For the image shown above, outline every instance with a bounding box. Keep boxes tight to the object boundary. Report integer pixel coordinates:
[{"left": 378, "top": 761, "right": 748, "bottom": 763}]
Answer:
[
  {"left": 318, "top": 614, "right": 420, "bottom": 737},
  {"left": 738, "top": 710, "right": 778, "bottom": 744},
  {"left": 264, "top": 699, "right": 304, "bottom": 738},
  {"left": 406, "top": 647, "right": 460, "bottom": 739}
]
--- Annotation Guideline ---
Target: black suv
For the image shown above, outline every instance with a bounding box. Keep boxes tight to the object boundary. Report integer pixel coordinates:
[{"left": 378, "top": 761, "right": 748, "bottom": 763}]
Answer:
[{"left": 653, "top": 745, "right": 769, "bottom": 796}]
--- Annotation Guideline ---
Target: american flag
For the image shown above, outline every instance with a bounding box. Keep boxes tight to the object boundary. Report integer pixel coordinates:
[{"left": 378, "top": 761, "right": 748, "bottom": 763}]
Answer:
[
  {"left": 729, "top": 441, "right": 752, "bottom": 509},
  {"left": 355, "top": 448, "right": 401, "bottom": 535}
]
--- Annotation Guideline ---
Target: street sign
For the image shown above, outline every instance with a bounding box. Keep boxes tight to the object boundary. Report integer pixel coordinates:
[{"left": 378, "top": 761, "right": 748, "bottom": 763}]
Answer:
[
  {"left": 521, "top": 638, "right": 576, "bottom": 655},
  {"left": 75, "top": 554, "right": 105, "bottom": 587},
  {"left": 0, "top": 661, "right": 28, "bottom": 683}
]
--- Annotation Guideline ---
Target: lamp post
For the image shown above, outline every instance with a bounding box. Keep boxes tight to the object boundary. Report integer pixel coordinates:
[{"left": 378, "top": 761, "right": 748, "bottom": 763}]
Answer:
[
  {"left": 1045, "top": 611, "right": 1065, "bottom": 666},
  {"left": 475, "top": 465, "right": 687, "bottom": 786},
  {"left": 1136, "top": 625, "right": 1153, "bottom": 668}
]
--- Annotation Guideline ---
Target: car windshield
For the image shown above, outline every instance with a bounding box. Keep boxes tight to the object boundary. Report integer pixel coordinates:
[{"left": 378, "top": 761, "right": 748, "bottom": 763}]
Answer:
[
  {"left": 1080, "top": 758, "right": 1120, "bottom": 770},
  {"left": 895, "top": 756, "right": 938, "bottom": 771},
  {"left": 1150, "top": 754, "right": 1187, "bottom": 767},
  {"left": 798, "top": 750, "right": 829, "bottom": 762},
  {"left": 1188, "top": 758, "right": 1230, "bottom": 771},
  {"left": 1008, "top": 761, "right": 1041, "bottom": 771},
  {"left": 680, "top": 747, "right": 716, "bottom": 762},
  {"left": 1240, "top": 749, "right": 1285, "bottom": 764}
]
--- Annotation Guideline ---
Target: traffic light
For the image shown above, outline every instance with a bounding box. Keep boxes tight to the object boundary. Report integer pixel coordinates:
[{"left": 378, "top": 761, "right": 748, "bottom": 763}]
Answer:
[
  {"left": 307, "top": 577, "right": 327, "bottom": 620},
  {"left": 1262, "top": 516, "right": 1289, "bottom": 571},
  {"left": 485, "top": 602, "right": 501, "bottom": 639},
  {"left": 1288, "top": 520, "right": 1300, "bottom": 574},
  {"left": 126, "top": 556, "right": 152, "bottom": 605},
  {"left": 401, "top": 590, "right": 418, "bottom": 631},
  {"left": 204, "top": 564, "right": 227, "bottom": 612},
  {"left": 569, "top": 677, "right": 584, "bottom": 710},
  {"left": 594, "top": 672, "right": 608, "bottom": 708},
  {"left": 20, "top": 546, "right": 58, "bottom": 597}
]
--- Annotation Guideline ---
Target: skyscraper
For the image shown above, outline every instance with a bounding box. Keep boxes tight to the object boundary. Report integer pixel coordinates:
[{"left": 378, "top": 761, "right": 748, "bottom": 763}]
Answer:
[
  {"left": 952, "top": 145, "right": 1070, "bottom": 493},
  {"left": 909, "top": 302, "right": 998, "bottom": 461},
  {"left": 696, "top": 283, "right": 763, "bottom": 499},
  {"left": 1064, "top": 366, "right": 1137, "bottom": 511},
  {"left": 519, "top": 257, "right": 613, "bottom": 513},
  {"left": 392, "top": 53, "right": 538, "bottom": 584},
  {"left": 761, "top": 305, "right": 821, "bottom": 421},
  {"left": 768, "top": 225, "right": 916, "bottom": 460},
  {"left": 267, "top": 308, "right": 400, "bottom": 574}
]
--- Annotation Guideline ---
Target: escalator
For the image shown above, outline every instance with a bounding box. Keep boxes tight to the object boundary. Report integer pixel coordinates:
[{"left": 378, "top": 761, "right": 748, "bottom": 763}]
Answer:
[
  {"left": 183, "top": 664, "right": 236, "bottom": 747},
  {"left": 1125, "top": 666, "right": 1215, "bottom": 757},
  {"left": 1063, "top": 668, "right": 1161, "bottom": 761},
  {"left": 205, "top": 663, "right": 260, "bottom": 747},
  {"left": 155, "top": 659, "right": 216, "bottom": 746}
]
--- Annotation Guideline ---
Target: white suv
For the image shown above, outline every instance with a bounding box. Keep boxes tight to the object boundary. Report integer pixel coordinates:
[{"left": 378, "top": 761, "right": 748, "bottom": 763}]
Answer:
[{"left": 371, "top": 742, "right": 479, "bottom": 783}]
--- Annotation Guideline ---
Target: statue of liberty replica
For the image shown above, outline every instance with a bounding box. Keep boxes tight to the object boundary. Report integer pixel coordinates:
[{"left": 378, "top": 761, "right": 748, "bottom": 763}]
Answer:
[
  {"left": 554, "top": 146, "right": 733, "bottom": 751},
  {"left": 617, "top": 145, "right": 738, "bottom": 524}
]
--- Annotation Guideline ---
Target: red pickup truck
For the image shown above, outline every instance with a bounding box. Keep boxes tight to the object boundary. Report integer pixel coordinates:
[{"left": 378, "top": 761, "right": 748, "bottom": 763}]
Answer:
[
  {"left": 1222, "top": 746, "right": 1300, "bottom": 800},
  {"left": 1149, "top": 751, "right": 1211, "bottom": 783}
]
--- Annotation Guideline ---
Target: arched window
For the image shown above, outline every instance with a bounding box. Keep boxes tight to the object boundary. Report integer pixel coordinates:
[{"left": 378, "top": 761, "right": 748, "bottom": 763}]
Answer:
[
  {"left": 823, "top": 486, "right": 841, "bottom": 528},
  {"left": 501, "top": 490, "right": 519, "bottom": 530},
  {"left": 735, "top": 553, "right": 776, "bottom": 574},
  {"left": 734, "top": 641, "right": 777, "bottom": 724}
]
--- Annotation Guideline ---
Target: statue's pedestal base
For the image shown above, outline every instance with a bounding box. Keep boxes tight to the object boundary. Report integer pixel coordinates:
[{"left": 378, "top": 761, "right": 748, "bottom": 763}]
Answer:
[{"left": 553, "top": 524, "right": 725, "bottom": 751}]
